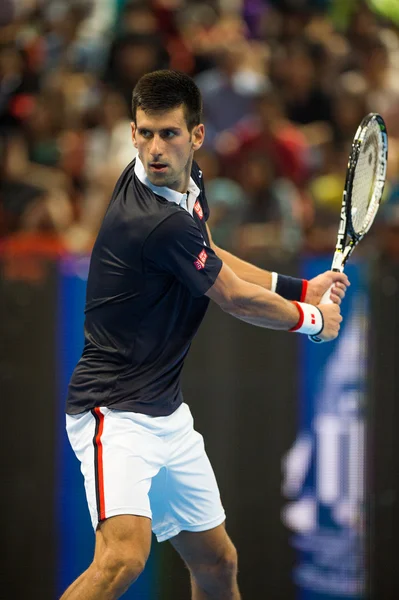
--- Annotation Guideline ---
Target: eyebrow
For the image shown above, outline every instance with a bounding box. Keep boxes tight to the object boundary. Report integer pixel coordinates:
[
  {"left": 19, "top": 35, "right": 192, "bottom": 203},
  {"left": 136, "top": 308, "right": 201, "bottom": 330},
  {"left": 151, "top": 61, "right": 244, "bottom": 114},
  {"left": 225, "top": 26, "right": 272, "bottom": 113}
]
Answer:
[{"left": 138, "top": 127, "right": 182, "bottom": 133}]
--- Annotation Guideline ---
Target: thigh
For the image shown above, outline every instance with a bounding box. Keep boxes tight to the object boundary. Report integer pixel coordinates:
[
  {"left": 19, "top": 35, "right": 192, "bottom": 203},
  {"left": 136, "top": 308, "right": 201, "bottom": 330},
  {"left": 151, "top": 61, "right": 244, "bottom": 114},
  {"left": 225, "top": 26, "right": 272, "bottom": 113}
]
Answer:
[
  {"left": 67, "top": 408, "right": 164, "bottom": 530},
  {"left": 150, "top": 406, "right": 225, "bottom": 541},
  {"left": 169, "top": 435, "right": 224, "bottom": 525},
  {"left": 94, "top": 514, "right": 152, "bottom": 567},
  {"left": 169, "top": 523, "right": 235, "bottom": 568}
]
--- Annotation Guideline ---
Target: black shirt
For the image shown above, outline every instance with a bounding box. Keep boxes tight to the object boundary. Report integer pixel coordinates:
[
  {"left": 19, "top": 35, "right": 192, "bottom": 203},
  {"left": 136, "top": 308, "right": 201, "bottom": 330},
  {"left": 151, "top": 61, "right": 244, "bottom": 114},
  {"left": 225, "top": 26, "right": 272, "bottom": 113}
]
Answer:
[{"left": 66, "top": 158, "right": 223, "bottom": 416}]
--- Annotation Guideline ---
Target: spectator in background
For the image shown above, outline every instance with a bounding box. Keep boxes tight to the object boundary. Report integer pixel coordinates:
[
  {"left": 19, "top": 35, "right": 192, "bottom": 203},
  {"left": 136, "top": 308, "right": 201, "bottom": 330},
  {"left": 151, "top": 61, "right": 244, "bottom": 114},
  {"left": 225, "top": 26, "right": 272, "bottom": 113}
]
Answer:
[
  {"left": 0, "top": 130, "right": 73, "bottom": 248},
  {"left": 195, "top": 14, "right": 269, "bottom": 147},
  {"left": 1, "top": 0, "right": 399, "bottom": 262},
  {"left": 72, "top": 0, "right": 117, "bottom": 73},
  {"left": 42, "top": 0, "right": 117, "bottom": 74},
  {"left": 305, "top": 140, "right": 348, "bottom": 254},
  {"left": 24, "top": 89, "right": 65, "bottom": 167},
  {"left": 0, "top": 0, "right": 14, "bottom": 27},
  {"left": 236, "top": 153, "right": 303, "bottom": 259},
  {"left": 346, "top": 1, "right": 380, "bottom": 58},
  {"left": 340, "top": 33, "right": 399, "bottom": 175},
  {"left": 263, "top": 2, "right": 314, "bottom": 44},
  {"left": 85, "top": 88, "right": 135, "bottom": 181},
  {"left": 118, "top": 0, "right": 160, "bottom": 37},
  {"left": 375, "top": 205, "right": 399, "bottom": 263},
  {"left": 273, "top": 39, "right": 333, "bottom": 128},
  {"left": 194, "top": 147, "right": 247, "bottom": 251},
  {"left": 0, "top": 131, "right": 48, "bottom": 238},
  {"left": 42, "top": 2, "right": 90, "bottom": 72},
  {"left": 356, "top": 35, "right": 399, "bottom": 118},
  {"left": 63, "top": 88, "right": 137, "bottom": 254},
  {"left": 0, "top": 43, "right": 40, "bottom": 130},
  {"left": 167, "top": 3, "right": 219, "bottom": 75},
  {"left": 237, "top": 89, "right": 311, "bottom": 188},
  {"left": 330, "top": 72, "right": 368, "bottom": 146},
  {"left": 104, "top": 33, "right": 169, "bottom": 110},
  {"left": 216, "top": 87, "right": 312, "bottom": 241}
]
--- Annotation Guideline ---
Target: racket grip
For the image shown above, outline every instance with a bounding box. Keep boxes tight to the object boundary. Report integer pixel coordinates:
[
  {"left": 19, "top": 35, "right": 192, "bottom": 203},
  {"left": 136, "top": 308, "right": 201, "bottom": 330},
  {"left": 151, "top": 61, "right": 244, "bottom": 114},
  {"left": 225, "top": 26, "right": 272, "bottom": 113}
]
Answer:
[
  {"left": 308, "top": 284, "right": 334, "bottom": 343},
  {"left": 320, "top": 285, "right": 334, "bottom": 305}
]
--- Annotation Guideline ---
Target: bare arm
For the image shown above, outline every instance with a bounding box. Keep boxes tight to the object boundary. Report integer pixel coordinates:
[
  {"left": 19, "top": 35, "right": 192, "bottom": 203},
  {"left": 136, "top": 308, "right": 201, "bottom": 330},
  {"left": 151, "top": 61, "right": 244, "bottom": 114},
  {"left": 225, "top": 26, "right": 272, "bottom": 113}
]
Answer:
[
  {"left": 205, "top": 262, "right": 342, "bottom": 340},
  {"left": 206, "top": 224, "right": 349, "bottom": 305},
  {"left": 206, "top": 262, "right": 299, "bottom": 329}
]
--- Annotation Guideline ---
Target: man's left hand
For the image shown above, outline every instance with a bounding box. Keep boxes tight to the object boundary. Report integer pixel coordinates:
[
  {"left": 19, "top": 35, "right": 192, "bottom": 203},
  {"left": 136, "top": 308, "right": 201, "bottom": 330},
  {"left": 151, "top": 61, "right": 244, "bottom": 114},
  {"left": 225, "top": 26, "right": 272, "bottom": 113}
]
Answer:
[{"left": 305, "top": 271, "right": 350, "bottom": 306}]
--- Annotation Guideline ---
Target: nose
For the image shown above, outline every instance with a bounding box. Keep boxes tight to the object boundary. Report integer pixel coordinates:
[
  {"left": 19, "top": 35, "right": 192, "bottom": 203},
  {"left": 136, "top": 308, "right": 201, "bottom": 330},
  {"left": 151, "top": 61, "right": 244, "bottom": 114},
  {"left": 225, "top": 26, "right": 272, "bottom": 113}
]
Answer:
[{"left": 149, "top": 135, "right": 163, "bottom": 158}]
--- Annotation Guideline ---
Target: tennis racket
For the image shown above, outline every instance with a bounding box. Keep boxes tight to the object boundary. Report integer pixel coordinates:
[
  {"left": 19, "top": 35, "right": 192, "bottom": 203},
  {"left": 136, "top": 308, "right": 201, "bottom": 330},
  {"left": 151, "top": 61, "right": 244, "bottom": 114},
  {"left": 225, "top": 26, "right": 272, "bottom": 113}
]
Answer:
[{"left": 310, "top": 112, "right": 388, "bottom": 343}]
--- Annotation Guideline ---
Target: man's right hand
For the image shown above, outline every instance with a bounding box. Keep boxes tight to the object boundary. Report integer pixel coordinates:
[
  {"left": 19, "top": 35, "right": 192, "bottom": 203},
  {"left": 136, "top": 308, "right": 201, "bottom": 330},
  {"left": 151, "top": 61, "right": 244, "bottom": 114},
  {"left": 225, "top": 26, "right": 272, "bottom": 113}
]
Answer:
[{"left": 317, "top": 303, "right": 343, "bottom": 342}]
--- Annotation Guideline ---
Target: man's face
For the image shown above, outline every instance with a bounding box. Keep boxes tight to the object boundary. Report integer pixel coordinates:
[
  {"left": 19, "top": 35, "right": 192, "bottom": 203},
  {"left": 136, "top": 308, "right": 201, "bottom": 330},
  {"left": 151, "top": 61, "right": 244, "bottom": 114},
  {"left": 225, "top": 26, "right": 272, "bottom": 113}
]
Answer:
[{"left": 131, "top": 105, "right": 204, "bottom": 193}]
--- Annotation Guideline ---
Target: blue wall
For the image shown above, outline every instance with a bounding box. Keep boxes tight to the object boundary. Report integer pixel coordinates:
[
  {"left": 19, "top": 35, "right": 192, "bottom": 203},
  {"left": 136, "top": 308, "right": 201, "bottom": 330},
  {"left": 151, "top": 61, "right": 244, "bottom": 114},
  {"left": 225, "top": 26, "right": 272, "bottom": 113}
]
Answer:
[{"left": 282, "top": 258, "right": 367, "bottom": 599}]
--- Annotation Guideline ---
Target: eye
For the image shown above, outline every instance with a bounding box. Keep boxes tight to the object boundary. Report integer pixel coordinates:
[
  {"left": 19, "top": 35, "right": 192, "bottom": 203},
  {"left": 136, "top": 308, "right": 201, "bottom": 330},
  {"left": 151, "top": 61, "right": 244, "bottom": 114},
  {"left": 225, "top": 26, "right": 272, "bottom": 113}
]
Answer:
[
  {"left": 161, "top": 130, "right": 177, "bottom": 139},
  {"left": 139, "top": 129, "right": 152, "bottom": 139}
]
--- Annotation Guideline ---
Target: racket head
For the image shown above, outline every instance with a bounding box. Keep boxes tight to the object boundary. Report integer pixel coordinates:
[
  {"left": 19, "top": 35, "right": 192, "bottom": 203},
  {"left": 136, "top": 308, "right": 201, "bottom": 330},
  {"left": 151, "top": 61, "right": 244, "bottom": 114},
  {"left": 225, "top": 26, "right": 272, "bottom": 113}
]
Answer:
[
  {"left": 310, "top": 114, "right": 388, "bottom": 343},
  {"left": 331, "top": 113, "right": 388, "bottom": 272},
  {"left": 344, "top": 112, "right": 388, "bottom": 240}
]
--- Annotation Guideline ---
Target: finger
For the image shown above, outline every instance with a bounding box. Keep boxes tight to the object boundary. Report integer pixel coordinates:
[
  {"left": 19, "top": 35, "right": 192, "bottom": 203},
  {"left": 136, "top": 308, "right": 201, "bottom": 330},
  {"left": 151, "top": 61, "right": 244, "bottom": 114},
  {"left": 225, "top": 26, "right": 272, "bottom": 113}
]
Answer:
[
  {"left": 330, "top": 293, "right": 341, "bottom": 305},
  {"left": 330, "top": 272, "right": 350, "bottom": 286},
  {"left": 331, "top": 285, "right": 345, "bottom": 299}
]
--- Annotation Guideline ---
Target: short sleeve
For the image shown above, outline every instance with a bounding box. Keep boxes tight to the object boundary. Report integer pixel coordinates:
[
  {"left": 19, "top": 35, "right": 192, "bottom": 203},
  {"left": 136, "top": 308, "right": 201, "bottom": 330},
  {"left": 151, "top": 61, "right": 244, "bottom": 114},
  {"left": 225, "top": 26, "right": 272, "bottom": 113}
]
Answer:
[{"left": 143, "top": 212, "right": 223, "bottom": 297}]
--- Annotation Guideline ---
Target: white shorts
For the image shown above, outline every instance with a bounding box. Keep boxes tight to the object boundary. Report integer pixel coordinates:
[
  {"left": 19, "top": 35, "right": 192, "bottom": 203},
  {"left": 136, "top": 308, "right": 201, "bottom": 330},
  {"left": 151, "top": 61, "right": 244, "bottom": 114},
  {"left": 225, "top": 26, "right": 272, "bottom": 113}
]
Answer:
[{"left": 66, "top": 403, "right": 225, "bottom": 542}]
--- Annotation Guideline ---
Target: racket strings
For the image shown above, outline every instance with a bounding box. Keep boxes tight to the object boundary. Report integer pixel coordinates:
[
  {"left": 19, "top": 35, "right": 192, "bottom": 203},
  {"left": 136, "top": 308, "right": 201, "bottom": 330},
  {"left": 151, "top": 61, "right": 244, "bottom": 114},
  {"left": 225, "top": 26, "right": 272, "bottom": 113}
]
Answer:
[{"left": 350, "top": 119, "right": 381, "bottom": 235}]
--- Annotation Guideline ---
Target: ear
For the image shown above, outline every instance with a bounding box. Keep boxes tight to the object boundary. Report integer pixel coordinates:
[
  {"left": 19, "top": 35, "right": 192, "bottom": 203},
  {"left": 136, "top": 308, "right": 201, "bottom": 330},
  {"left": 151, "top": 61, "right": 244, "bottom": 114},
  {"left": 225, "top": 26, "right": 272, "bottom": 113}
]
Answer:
[
  {"left": 191, "top": 124, "right": 205, "bottom": 152},
  {"left": 131, "top": 122, "right": 138, "bottom": 148}
]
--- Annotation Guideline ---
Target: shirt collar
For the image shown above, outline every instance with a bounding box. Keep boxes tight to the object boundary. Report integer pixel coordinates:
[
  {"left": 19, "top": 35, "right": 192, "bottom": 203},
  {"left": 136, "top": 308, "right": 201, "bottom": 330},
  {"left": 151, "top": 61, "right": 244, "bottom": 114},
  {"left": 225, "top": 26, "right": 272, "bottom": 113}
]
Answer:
[{"left": 134, "top": 155, "right": 200, "bottom": 215}]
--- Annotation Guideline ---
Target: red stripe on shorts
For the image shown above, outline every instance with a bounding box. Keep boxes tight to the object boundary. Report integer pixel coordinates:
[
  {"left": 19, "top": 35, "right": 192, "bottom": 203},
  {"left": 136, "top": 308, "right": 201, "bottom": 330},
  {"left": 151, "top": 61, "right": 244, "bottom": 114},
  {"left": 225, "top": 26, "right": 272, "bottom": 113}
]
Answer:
[{"left": 92, "top": 407, "right": 106, "bottom": 522}]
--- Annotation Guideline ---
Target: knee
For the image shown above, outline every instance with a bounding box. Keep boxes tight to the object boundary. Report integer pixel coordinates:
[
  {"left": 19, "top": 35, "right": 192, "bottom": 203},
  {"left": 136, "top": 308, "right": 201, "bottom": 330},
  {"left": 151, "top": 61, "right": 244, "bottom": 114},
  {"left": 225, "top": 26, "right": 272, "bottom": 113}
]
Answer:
[
  {"left": 192, "top": 544, "right": 238, "bottom": 590},
  {"left": 215, "top": 545, "right": 238, "bottom": 581},
  {"left": 96, "top": 546, "right": 146, "bottom": 589}
]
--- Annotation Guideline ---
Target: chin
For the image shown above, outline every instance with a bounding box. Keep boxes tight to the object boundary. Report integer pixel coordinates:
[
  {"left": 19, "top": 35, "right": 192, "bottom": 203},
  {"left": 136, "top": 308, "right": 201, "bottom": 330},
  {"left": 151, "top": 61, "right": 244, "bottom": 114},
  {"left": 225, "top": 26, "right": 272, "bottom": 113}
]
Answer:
[{"left": 148, "top": 173, "right": 169, "bottom": 186}]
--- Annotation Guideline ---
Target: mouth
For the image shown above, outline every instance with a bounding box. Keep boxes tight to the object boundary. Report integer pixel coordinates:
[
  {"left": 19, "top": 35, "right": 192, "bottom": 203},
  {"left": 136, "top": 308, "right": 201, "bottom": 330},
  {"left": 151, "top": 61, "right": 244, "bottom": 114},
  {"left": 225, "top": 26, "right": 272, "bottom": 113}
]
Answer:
[{"left": 149, "top": 162, "right": 168, "bottom": 173}]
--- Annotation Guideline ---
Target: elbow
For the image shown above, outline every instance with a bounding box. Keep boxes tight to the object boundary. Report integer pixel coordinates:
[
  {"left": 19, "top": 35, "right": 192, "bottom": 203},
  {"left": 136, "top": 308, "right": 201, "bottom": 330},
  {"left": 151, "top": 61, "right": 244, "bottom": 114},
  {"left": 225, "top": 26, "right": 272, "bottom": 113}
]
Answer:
[
  {"left": 215, "top": 293, "right": 233, "bottom": 314},
  {"left": 219, "top": 291, "right": 246, "bottom": 317},
  {"left": 205, "top": 263, "right": 247, "bottom": 315}
]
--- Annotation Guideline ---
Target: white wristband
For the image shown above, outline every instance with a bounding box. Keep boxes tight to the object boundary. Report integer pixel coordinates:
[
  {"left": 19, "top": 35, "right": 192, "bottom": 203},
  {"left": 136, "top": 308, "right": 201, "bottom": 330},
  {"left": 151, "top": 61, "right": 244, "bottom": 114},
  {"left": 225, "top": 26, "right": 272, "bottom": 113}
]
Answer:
[
  {"left": 271, "top": 272, "right": 278, "bottom": 293},
  {"left": 289, "top": 302, "right": 324, "bottom": 336}
]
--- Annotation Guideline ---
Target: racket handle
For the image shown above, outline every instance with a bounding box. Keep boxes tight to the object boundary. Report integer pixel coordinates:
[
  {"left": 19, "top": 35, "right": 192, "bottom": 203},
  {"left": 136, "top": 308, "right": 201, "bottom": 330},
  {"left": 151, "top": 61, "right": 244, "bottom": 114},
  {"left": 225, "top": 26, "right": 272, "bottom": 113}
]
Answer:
[
  {"left": 320, "top": 285, "right": 334, "bottom": 306},
  {"left": 308, "top": 284, "right": 334, "bottom": 343}
]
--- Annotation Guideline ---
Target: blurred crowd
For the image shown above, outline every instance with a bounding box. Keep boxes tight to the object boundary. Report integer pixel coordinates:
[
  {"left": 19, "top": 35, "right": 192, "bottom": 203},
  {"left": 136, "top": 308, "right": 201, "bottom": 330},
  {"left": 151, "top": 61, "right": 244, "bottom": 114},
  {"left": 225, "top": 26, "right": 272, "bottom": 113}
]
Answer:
[{"left": 1, "top": 0, "right": 399, "bottom": 262}]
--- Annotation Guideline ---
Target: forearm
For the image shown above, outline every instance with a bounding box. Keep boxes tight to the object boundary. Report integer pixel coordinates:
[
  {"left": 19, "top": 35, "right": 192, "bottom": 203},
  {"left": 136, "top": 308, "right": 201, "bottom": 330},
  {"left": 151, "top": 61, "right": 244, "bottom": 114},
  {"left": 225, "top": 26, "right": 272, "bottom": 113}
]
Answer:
[
  {"left": 223, "top": 279, "right": 299, "bottom": 330},
  {"left": 215, "top": 246, "right": 272, "bottom": 290},
  {"left": 206, "top": 263, "right": 324, "bottom": 335}
]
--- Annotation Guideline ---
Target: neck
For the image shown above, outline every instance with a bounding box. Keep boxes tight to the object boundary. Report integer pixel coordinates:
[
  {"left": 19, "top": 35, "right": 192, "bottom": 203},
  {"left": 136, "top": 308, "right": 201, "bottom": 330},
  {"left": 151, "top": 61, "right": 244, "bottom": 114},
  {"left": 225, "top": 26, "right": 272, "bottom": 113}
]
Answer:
[{"left": 169, "top": 156, "right": 194, "bottom": 194}]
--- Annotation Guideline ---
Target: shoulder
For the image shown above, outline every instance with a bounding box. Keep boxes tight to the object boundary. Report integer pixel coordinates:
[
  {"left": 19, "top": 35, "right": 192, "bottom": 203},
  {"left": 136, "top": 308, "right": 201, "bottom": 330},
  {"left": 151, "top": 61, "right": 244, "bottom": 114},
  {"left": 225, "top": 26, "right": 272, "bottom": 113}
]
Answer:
[
  {"left": 115, "top": 158, "right": 136, "bottom": 190},
  {"left": 146, "top": 210, "right": 195, "bottom": 244},
  {"left": 102, "top": 159, "right": 182, "bottom": 243},
  {"left": 142, "top": 209, "right": 205, "bottom": 266}
]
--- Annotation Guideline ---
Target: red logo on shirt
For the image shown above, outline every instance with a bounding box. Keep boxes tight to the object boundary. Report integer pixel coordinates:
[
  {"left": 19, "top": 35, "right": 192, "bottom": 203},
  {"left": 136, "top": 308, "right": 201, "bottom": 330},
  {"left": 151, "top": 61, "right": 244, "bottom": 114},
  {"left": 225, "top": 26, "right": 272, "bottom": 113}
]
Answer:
[
  {"left": 311, "top": 314, "right": 316, "bottom": 324},
  {"left": 194, "top": 249, "right": 208, "bottom": 270},
  {"left": 194, "top": 201, "right": 204, "bottom": 220}
]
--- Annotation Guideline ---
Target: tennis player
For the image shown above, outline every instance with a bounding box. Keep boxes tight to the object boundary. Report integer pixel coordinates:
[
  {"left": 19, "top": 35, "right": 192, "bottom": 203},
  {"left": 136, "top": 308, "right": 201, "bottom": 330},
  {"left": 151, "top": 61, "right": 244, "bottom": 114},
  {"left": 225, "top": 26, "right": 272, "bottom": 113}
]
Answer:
[{"left": 61, "top": 70, "right": 348, "bottom": 600}]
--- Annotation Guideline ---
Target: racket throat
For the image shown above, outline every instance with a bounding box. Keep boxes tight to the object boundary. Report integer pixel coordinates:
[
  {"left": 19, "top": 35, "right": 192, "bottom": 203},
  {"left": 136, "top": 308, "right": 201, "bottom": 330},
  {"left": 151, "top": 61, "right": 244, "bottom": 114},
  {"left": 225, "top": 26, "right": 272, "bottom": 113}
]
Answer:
[
  {"left": 332, "top": 245, "right": 353, "bottom": 272},
  {"left": 331, "top": 252, "right": 345, "bottom": 272}
]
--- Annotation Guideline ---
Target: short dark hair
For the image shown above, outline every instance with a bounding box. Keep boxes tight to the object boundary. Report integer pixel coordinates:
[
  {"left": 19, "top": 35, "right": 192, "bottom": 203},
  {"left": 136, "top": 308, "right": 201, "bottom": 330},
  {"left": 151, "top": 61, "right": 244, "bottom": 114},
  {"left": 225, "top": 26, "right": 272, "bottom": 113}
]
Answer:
[{"left": 132, "top": 70, "right": 202, "bottom": 130}]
